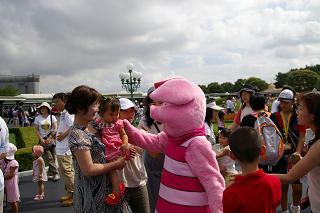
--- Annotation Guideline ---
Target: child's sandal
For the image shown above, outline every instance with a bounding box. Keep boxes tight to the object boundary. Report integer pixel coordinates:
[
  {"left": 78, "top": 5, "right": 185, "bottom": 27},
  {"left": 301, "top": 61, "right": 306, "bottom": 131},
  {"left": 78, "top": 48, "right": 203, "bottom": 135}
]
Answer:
[{"left": 33, "top": 194, "right": 44, "bottom": 200}]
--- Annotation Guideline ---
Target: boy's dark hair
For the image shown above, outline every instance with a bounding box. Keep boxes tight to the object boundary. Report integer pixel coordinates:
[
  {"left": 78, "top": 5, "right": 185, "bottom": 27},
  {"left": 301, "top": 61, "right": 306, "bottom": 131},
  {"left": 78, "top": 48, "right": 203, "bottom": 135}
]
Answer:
[
  {"left": 249, "top": 93, "right": 266, "bottom": 111},
  {"left": 219, "top": 128, "right": 231, "bottom": 138},
  {"left": 99, "top": 96, "right": 120, "bottom": 116},
  {"left": 53, "top": 92, "right": 66, "bottom": 100},
  {"left": 229, "top": 127, "right": 262, "bottom": 163}
]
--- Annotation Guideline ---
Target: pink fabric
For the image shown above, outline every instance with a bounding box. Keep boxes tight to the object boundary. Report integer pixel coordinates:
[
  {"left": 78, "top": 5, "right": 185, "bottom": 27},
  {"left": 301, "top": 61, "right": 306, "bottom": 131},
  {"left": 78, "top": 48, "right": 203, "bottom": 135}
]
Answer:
[
  {"left": 157, "top": 197, "right": 210, "bottom": 213},
  {"left": 95, "top": 118, "right": 127, "bottom": 161},
  {"left": 123, "top": 120, "right": 225, "bottom": 212},
  {"left": 123, "top": 78, "right": 225, "bottom": 212},
  {"left": 0, "top": 160, "right": 20, "bottom": 202},
  {"left": 167, "top": 125, "right": 205, "bottom": 146}
]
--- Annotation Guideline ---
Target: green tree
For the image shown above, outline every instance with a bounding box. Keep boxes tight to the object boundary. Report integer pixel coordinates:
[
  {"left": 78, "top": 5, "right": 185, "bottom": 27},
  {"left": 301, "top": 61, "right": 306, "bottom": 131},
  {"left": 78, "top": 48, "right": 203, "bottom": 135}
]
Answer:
[
  {"left": 220, "top": 82, "right": 234, "bottom": 93},
  {"left": 232, "top": 79, "right": 246, "bottom": 92},
  {"left": 274, "top": 72, "right": 289, "bottom": 88},
  {"left": 287, "top": 69, "right": 320, "bottom": 92},
  {"left": 207, "top": 82, "right": 223, "bottom": 93},
  {"left": 245, "top": 77, "right": 268, "bottom": 91},
  {"left": 0, "top": 85, "right": 19, "bottom": 96},
  {"left": 198, "top": 85, "right": 208, "bottom": 93}
]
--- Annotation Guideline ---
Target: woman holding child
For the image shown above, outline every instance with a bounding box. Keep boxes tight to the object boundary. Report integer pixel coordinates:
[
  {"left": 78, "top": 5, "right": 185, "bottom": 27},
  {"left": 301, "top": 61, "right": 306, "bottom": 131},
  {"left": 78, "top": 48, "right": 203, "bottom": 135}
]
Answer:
[
  {"left": 66, "top": 85, "right": 127, "bottom": 213},
  {"left": 276, "top": 92, "right": 320, "bottom": 213}
]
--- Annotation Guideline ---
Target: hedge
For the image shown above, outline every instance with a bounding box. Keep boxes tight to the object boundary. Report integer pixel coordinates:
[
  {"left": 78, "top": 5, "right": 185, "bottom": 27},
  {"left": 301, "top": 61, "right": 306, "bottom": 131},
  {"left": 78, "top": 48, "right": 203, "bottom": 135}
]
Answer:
[{"left": 9, "top": 127, "right": 39, "bottom": 172}]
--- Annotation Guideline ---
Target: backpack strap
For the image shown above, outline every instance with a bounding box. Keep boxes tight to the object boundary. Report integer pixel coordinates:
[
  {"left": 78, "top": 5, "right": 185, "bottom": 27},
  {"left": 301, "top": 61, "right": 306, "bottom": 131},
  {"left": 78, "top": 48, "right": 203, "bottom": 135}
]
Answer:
[{"left": 251, "top": 111, "right": 271, "bottom": 118}]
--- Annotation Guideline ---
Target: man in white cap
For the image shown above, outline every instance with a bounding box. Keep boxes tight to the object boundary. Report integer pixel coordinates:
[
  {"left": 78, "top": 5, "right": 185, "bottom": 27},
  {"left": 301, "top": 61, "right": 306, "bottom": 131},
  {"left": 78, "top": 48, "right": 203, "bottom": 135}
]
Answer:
[
  {"left": 0, "top": 115, "right": 10, "bottom": 213},
  {"left": 118, "top": 98, "right": 150, "bottom": 213}
]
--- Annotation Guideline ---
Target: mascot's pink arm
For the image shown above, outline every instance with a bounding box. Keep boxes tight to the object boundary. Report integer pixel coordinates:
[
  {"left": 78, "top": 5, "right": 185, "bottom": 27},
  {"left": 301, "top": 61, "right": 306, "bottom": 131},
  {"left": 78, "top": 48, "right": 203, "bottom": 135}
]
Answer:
[
  {"left": 186, "top": 139, "right": 225, "bottom": 213},
  {"left": 123, "top": 120, "right": 168, "bottom": 153},
  {"left": 125, "top": 120, "right": 225, "bottom": 212}
]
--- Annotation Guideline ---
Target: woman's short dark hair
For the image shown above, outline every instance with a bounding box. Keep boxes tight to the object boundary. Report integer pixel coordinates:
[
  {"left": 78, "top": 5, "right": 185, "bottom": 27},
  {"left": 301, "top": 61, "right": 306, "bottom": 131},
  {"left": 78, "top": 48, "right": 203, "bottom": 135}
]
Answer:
[
  {"left": 65, "top": 85, "right": 101, "bottom": 115},
  {"left": 249, "top": 93, "right": 266, "bottom": 111},
  {"left": 300, "top": 92, "right": 320, "bottom": 148},
  {"left": 205, "top": 107, "right": 214, "bottom": 124}
]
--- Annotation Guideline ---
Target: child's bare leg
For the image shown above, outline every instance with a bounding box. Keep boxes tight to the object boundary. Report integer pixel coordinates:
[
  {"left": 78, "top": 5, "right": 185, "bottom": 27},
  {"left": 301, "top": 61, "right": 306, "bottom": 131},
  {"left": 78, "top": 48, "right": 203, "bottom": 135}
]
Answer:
[
  {"left": 10, "top": 202, "right": 18, "bottom": 213},
  {"left": 38, "top": 181, "right": 44, "bottom": 195},
  {"left": 109, "top": 170, "right": 120, "bottom": 194}
]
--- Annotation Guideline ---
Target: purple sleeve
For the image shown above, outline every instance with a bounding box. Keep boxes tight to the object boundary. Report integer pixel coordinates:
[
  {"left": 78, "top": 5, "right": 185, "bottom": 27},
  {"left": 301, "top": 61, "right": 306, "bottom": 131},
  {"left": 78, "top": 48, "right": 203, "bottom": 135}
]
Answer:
[{"left": 185, "top": 138, "right": 225, "bottom": 213}]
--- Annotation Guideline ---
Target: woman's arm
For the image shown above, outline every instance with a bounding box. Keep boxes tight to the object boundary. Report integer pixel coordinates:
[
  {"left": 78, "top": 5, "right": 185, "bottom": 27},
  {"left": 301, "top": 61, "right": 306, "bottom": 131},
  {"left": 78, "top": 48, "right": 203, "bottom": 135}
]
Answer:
[
  {"left": 275, "top": 141, "right": 320, "bottom": 184},
  {"left": 74, "top": 149, "right": 126, "bottom": 178},
  {"left": 4, "top": 166, "right": 17, "bottom": 180},
  {"left": 295, "top": 132, "right": 306, "bottom": 154}
]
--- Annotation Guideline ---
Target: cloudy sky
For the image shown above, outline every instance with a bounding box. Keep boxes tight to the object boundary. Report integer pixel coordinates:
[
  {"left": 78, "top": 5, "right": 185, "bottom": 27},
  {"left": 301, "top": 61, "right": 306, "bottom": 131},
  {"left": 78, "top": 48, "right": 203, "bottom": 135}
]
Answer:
[{"left": 0, "top": 0, "right": 319, "bottom": 93}]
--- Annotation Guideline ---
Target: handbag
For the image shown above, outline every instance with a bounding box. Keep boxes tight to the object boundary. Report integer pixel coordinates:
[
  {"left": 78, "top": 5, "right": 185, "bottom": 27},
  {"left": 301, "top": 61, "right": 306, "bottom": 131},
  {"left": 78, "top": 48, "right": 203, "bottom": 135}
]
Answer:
[
  {"left": 40, "top": 114, "right": 56, "bottom": 151},
  {"left": 299, "top": 187, "right": 310, "bottom": 210}
]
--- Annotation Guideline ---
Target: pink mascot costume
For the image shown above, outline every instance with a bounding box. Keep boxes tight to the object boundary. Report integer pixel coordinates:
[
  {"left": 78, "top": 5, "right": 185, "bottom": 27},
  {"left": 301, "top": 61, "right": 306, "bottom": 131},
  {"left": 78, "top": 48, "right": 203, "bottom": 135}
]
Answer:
[{"left": 123, "top": 78, "right": 225, "bottom": 213}]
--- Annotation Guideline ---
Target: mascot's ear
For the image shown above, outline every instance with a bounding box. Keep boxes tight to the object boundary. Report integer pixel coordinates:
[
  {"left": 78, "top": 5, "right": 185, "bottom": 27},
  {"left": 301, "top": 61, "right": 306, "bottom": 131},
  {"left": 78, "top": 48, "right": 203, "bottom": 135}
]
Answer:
[{"left": 150, "top": 78, "right": 196, "bottom": 105}]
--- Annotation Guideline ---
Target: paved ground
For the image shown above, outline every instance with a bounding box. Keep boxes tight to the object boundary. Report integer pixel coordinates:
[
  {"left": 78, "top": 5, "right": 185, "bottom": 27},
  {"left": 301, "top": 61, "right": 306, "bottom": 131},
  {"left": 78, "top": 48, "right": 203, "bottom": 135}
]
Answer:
[
  {"left": 12, "top": 175, "right": 72, "bottom": 213},
  {"left": 11, "top": 172, "right": 311, "bottom": 213}
]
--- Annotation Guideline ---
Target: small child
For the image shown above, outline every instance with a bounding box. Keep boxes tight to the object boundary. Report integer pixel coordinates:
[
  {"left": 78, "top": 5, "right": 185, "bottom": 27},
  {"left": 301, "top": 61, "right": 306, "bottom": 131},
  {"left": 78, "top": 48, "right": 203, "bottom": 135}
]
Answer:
[
  {"left": 217, "top": 110, "right": 225, "bottom": 131},
  {"left": 32, "top": 145, "right": 47, "bottom": 200},
  {"left": 215, "top": 128, "right": 237, "bottom": 187},
  {"left": 95, "top": 97, "right": 129, "bottom": 203},
  {"left": 0, "top": 143, "right": 20, "bottom": 213},
  {"left": 223, "top": 127, "right": 281, "bottom": 213}
]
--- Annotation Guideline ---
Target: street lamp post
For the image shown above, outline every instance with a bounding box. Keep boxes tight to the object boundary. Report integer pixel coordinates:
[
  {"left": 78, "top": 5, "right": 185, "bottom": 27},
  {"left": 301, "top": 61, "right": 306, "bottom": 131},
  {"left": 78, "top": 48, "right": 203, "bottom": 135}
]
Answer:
[{"left": 119, "top": 64, "right": 142, "bottom": 101}]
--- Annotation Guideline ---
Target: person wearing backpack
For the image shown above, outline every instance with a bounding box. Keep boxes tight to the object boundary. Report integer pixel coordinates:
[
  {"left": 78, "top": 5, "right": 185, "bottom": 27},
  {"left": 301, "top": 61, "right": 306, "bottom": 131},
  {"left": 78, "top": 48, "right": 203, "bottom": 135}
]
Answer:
[
  {"left": 241, "top": 94, "right": 284, "bottom": 169},
  {"left": 269, "top": 89, "right": 306, "bottom": 213}
]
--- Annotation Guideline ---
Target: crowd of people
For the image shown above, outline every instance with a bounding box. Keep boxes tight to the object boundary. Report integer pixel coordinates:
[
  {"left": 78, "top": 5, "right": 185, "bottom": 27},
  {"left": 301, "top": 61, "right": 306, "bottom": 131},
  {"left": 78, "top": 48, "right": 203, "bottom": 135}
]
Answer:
[{"left": 0, "top": 79, "right": 319, "bottom": 213}]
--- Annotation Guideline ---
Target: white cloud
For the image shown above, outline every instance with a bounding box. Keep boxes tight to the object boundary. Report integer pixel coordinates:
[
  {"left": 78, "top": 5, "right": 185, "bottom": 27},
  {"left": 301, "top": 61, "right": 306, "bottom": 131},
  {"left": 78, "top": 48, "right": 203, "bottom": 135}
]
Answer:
[{"left": 0, "top": 0, "right": 319, "bottom": 93}]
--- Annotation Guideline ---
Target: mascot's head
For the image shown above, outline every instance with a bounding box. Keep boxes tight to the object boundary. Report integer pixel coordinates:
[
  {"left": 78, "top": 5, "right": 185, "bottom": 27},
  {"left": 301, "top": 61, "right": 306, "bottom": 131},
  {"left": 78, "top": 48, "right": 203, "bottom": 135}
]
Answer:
[{"left": 150, "top": 78, "right": 206, "bottom": 137}]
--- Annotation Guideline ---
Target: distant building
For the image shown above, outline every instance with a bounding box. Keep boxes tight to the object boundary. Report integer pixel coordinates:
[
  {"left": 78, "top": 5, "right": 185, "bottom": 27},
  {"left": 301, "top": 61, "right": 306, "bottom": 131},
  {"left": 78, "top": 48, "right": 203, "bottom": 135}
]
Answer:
[{"left": 0, "top": 74, "right": 40, "bottom": 94}]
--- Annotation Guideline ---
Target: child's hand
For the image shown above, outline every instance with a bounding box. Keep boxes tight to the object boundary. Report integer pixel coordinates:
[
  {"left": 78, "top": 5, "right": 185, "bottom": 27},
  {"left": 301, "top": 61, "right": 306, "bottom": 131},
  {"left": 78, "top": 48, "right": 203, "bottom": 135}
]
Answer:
[
  {"left": 129, "top": 146, "right": 136, "bottom": 159},
  {"left": 39, "top": 174, "right": 42, "bottom": 179},
  {"left": 121, "top": 143, "right": 128, "bottom": 156}
]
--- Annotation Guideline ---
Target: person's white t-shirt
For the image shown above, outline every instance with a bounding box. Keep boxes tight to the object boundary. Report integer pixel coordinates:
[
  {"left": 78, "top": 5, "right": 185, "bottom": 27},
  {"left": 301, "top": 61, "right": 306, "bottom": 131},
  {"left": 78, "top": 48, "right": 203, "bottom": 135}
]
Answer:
[
  {"left": 218, "top": 145, "right": 237, "bottom": 174},
  {"left": 271, "top": 99, "right": 280, "bottom": 113},
  {"left": 56, "top": 110, "right": 74, "bottom": 156},
  {"left": 0, "top": 116, "right": 10, "bottom": 191},
  {"left": 240, "top": 106, "right": 254, "bottom": 122},
  {"left": 205, "top": 121, "right": 216, "bottom": 145},
  {"left": 226, "top": 100, "right": 232, "bottom": 109},
  {"left": 34, "top": 114, "right": 57, "bottom": 138}
]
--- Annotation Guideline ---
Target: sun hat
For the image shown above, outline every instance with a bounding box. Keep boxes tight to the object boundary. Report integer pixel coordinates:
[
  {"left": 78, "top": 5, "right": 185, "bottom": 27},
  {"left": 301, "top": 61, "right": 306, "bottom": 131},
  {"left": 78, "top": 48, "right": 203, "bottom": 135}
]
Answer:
[
  {"left": 238, "top": 84, "right": 257, "bottom": 97},
  {"left": 119, "top": 98, "right": 138, "bottom": 110},
  {"left": 278, "top": 89, "right": 294, "bottom": 102},
  {"left": 206, "top": 102, "right": 224, "bottom": 111},
  {"left": 37, "top": 102, "right": 52, "bottom": 111},
  {"left": 6, "top": 143, "right": 17, "bottom": 160},
  {"left": 147, "top": 86, "right": 155, "bottom": 96}
]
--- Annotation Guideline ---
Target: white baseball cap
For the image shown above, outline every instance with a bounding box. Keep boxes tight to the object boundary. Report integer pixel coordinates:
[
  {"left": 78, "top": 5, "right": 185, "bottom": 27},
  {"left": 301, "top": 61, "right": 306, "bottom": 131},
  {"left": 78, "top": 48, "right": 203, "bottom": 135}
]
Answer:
[
  {"left": 206, "top": 102, "right": 224, "bottom": 111},
  {"left": 37, "top": 102, "right": 52, "bottom": 111},
  {"left": 6, "top": 143, "right": 17, "bottom": 160},
  {"left": 278, "top": 89, "right": 294, "bottom": 102},
  {"left": 119, "top": 98, "right": 138, "bottom": 110}
]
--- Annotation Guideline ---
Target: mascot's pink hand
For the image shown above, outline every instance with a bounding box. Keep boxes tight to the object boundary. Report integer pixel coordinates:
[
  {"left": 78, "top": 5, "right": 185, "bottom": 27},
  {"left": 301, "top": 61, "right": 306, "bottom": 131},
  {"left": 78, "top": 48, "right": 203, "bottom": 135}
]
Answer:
[
  {"left": 186, "top": 138, "right": 225, "bottom": 213},
  {"left": 123, "top": 119, "right": 168, "bottom": 153}
]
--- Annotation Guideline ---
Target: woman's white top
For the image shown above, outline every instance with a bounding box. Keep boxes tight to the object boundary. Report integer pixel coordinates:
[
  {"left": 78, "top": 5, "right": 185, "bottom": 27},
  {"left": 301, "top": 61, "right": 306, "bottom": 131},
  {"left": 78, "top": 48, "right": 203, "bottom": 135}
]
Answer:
[
  {"left": 205, "top": 121, "right": 215, "bottom": 145},
  {"left": 34, "top": 114, "right": 57, "bottom": 137}
]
